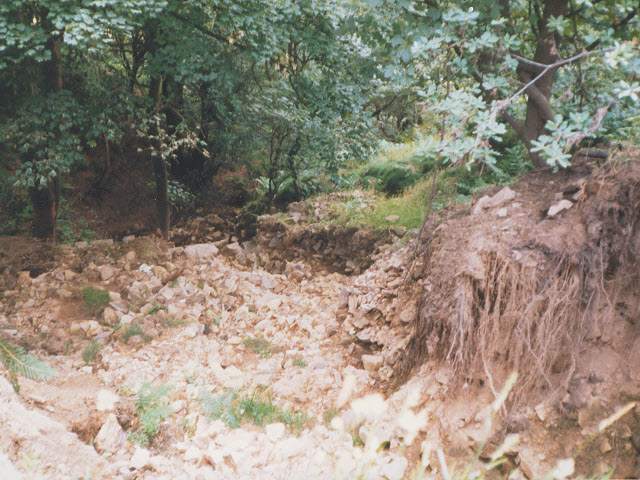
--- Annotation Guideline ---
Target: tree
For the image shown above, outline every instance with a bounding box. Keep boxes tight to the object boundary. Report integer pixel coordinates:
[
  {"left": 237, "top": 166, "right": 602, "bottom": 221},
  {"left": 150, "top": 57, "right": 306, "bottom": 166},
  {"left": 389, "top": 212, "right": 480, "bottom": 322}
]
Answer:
[
  {"left": 0, "top": 0, "right": 163, "bottom": 239},
  {"left": 352, "top": 0, "right": 640, "bottom": 170}
]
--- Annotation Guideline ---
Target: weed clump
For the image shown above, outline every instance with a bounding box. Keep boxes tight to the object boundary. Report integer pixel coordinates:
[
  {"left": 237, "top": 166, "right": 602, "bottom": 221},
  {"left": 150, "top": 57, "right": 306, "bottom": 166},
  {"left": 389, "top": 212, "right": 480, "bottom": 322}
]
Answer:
[
  {"left": 121, "top": 324, "right": 151, "bottom": 344},
  {"left": 292, "top": 354, "right": 307, "bottom": 368},
  {"left": 243, "top": 336, "right": 276, "bottom": 358},
  {"left": 199, "top": 388, "right": 311, "bottom": 432},
  {"left": 82, "top": 286, "right": 110, "bottom": 317},
  {"left": 82, "top": 342, "right": 103, "bottom": 365},
  {"left": 128, "top": 383, "right": 174, "bottom": 447}
]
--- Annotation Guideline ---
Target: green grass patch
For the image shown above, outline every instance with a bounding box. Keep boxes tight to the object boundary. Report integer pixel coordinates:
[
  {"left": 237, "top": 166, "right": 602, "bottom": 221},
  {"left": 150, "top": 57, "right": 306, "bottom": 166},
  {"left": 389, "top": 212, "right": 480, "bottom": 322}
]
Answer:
[
  {"left": 326, "top": 136, "right": 534, "bottom": 232},
  {"left": 243, "top": 336, "right": 276, "bottom": 358},
  {"left": 199, "top": 388, "right": 311, "bottom": 433},
  {"left": 121, "top": 324, "right": 151, "bottom": 343},
  {"left": 128, "top": 383, "right": 174, "bottom": 447},
  {"left": 146, "top": 305, "right": 165, "bottom": 315},
  {"left": 160, "top": 315, "right": 186, "bottom": 328},
  {"left": 82, "top": 286, "right": 110, "bottom": 317},
  {"left": 82, "top": 342, "right": 103, "bottom": 365}
]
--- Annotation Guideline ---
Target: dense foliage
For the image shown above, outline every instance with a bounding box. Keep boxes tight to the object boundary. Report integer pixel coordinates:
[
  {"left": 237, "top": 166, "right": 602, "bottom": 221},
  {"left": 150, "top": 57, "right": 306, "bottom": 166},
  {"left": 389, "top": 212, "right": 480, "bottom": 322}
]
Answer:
[{"left": 0, "top": 0, "right": 638, "bottom": 239}]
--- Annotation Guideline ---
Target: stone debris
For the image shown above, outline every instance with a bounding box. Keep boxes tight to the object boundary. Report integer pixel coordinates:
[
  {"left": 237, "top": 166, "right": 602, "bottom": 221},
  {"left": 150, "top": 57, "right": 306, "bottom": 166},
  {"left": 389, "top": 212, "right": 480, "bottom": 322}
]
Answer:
[
  {"left": 0, "top": 217, "right": 593, "bottom": 479},
  {"left": 547, "top": 199, "right": 574, "bottom": 217},
  {"left": 96, "top": 389, "right": 120, "bottom": 411},
  {"left": 94, "top": 413, "right": 127, "bottom": 454},
  {"left": 0, "top": 229, "right": 426, "bottom": 479},
  {"left": 472, "top": 186, "right": 516, "bottom": 215}
]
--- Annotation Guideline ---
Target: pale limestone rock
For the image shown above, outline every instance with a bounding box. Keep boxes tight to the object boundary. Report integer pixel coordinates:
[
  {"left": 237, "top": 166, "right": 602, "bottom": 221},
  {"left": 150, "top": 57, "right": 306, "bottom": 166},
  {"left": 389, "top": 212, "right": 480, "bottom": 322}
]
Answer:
[
  {"left": 129, "top": 447, "right": 151, "bottom": 470},
  {"left": 70, "top": 323, "right": 84, "bottom": 336},
  {"left": 361, "top": 354, "right": 384, "bottom": 372},
  {"left": 472, "top": 186, "right": 516, "bottom": 215},
  {"left": 381, "top": 456, "right": 408, "bottom": 480},
  {"left": 184, "top": 244, "right": 219, "bottom": 260},
  {"left": 261, "top": 272, "right": 279, "bottom": 290},
  {"left": 265, "top": 423, "right": 286, "bottom": 442},
  {"left": 100, "top": 265, "right": 117, "bottom": 281},
  {"left": 547, "top": 199, "right": 574, "bottom": 217},
  {"left": 95, "top": 413, "right": 126, "bottom": 453},
  {"left": 183, "top": 445, "right": 203, "bottom": 462},
  {"left": 64, "top": 269, "right": 77, "bottom": 281},
  {"left": 95, "top": 389, "right": 119, "bottom": 411},
  {"left": 102, "top": 307, "right": 119, "bottom": 326}
]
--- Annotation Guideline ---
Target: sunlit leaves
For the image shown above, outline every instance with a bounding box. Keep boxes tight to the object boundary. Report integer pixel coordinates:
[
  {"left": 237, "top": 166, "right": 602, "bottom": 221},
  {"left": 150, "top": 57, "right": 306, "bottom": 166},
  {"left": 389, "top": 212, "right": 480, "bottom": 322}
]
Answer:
[{"left": 615, "top": 81, "right": 640, "bottom": 101}]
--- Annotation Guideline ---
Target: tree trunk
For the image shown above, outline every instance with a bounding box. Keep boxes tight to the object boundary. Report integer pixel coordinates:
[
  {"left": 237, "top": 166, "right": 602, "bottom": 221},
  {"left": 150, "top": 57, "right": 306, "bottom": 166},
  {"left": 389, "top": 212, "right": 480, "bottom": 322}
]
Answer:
[
  {"left": 44, "top": 34, "right": 63, "bottom": 93},
  {"left": 149, "top": 75, "right": 163, "bottom": 110},
  {"left": 31, "top": 33, "right": 63, "bottom": 240},
  {"left": 518, "top": 0, "right": 569, "bottom": 168},
  {"left": 153, "top": 155, "right": 170, "bottom": 239},
  {"left": 29, "top": 175, "right": 61, "bottom": 240}
]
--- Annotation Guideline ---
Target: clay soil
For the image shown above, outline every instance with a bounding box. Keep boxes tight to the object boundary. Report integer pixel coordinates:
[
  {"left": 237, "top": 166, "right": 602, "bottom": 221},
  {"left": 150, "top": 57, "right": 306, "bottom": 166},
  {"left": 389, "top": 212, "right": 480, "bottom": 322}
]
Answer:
[{"left": 390, "top": 151, "right": 640, "bottom": 477}]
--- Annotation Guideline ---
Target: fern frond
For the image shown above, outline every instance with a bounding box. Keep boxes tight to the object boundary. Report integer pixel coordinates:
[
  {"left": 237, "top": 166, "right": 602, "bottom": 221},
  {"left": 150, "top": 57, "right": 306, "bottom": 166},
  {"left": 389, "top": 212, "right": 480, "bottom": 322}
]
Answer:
[{"left": 0, "top": 337, "right": 57, "bottom": 392}]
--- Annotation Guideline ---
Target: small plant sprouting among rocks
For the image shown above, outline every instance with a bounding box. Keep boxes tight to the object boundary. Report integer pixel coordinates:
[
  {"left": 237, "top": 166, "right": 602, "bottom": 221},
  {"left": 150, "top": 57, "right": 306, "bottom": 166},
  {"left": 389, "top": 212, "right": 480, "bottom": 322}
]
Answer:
[
  {"left": 128, "top": 383, "right": 174, "bottom": 447},
  {"left": 121, "top": 324, "right": 151, "bottom": 344},
  {"left": 161, "top": 316, "right": 186, "bottom": 328},
  {"left": 292, "top": 354, "right": 307, "bottom": 368},
  {"left": 199, "top": 388, "right": 311, "bottom": 432},
  {"left": 82, "top": 286, "right": 110, "bottom": 317},
  {"left": 243, "top": 336, "right": 275, "bottom": 358},
  {"left": 146, "top": 305, "right": 165, "bottom": 315},
  {"left": 82, "top": 342, "right": 103, "bottom": 365}
]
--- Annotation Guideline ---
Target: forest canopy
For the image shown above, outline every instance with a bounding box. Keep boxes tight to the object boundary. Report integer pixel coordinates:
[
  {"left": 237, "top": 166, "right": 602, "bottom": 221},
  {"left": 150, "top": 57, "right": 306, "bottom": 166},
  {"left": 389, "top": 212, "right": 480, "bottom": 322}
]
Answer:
[{"left": 1, "top": 0, "right": 638, "bottom": 239}]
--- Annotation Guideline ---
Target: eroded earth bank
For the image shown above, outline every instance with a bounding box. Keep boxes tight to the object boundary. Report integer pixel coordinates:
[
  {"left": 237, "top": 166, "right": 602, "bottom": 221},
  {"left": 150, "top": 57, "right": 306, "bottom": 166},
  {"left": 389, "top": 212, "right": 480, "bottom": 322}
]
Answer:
[{"left": 1, "top": 157, "right": 640, "bottom": 479}]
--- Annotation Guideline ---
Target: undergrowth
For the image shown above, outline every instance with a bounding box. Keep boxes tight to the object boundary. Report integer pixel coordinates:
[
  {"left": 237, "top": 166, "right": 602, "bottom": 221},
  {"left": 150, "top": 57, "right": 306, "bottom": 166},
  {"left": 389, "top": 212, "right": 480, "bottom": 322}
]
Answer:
[
  {"left": 322, "top": 137, "right": 533, "bottom": 232},
  {"left": 199, "top": 388, "right": 311, "bottom": 433},
  {"left": 82, "top": 286, "right": 110, "bottom": 317},
  {"left": 128, "top": 383, "right": 174, "bottom": 447},
  {"left": 56, "top": 197, "right": 95, "bottom": 244}
]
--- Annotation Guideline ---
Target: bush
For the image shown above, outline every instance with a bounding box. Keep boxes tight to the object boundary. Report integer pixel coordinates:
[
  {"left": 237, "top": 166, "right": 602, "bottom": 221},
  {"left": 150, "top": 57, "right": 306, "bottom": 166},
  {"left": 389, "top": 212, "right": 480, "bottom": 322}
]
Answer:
[
  {"left": 362, "top": 164, "right": 419, "bottom": 196},
  {"left": 274, "top": 172, "right": 322, "bottom": 205}
]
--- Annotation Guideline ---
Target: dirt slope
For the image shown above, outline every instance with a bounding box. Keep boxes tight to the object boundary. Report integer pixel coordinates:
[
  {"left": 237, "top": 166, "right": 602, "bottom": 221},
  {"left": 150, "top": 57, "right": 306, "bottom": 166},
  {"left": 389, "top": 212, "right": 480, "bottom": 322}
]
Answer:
[{"left": 1, "top": 156, "right": 639, "bottom": 478}]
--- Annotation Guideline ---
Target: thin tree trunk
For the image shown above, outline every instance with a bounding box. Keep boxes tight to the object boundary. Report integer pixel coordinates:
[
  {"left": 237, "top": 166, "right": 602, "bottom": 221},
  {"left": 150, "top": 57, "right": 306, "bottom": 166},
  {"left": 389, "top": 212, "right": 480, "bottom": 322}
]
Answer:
[
  {"left": 518, "top": 0, "right": 569, "bottom": 168},
  {"left": 44, "top": 34, "right": 63, "bottom": 93},
  {"left": 153, "top": 155, "right": 170, "bottom": 239},
  {"left": 149, "top": 75, "right": 163, "bottom": 110},
  {"left": 32, "top": 33, "right": 63, "bottom": 241},
  {"left": 29, "top": 175, "right": 61, "bottom": 240}
]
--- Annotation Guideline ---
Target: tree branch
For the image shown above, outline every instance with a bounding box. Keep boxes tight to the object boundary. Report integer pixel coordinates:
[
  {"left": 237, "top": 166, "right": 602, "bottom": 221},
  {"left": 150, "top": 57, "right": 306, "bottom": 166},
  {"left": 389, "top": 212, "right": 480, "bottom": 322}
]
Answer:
[
  {"left": 500, "top": 47, "right": 614, "bottom": 112},
  {"left": 169, "top": 11, "right": 245, "bottom": 50}
]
